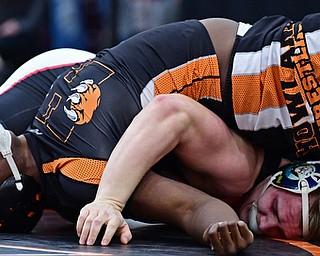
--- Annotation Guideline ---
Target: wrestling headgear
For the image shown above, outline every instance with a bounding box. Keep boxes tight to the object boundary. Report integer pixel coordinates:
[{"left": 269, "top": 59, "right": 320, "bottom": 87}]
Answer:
[
  {"left": 249, "top": 161, "right": 320, "bottom": 238},
  {"left": 0, "top": 124, "right": 43, "bottom": 232}
]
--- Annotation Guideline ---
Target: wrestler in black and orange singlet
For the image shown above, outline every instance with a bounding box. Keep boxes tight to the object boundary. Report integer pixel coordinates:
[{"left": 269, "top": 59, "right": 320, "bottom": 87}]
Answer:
[
  {"left": 2, "top": 14, "right": 320, "bottom": 218},
  {"left": 25, "top": 20, "right": 222, "bottom": 216}
]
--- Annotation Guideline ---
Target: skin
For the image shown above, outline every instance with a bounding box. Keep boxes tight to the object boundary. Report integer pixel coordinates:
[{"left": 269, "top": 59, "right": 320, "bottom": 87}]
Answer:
[
  {"left": 0, "top": 17, "right": 307, "bottom": 255},
  {"left": 75, "top": 89, "right": 272, "bottom": 249},
  {"left": 0, "top": 17, "right": 256, "bottom": 255},
  {"left": 239, "top": 177, "right": 315, "bottom": 239},
  {"left": 0, "top": 132, "right": 40, "bottom": 185},
  {"left": 0, "top": 131, "right": 255, "bottom": 255},
  {"left": 0, "top": 100, "right": 303, "bottom": 255},
  {"left": 73, "top": 17, "right": 294, "bottom": 253}
]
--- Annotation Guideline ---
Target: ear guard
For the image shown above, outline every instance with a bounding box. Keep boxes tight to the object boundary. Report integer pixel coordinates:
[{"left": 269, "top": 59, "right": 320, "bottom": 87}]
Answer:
[
  {"left": 0, "top": 125, "right": 23, "bottom": 191},
  {"left": 0, "top": 124, "right": 43, "bottom": 232},
  {"left": 271, "top": 161, "right": 320, "bottom": 237},
  {"left": 249, "top": 161, "right": 320, "bottom": 238}
]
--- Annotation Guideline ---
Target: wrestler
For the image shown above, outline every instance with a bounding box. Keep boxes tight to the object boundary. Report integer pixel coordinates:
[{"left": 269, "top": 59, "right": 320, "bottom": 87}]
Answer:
[
  {"left": 0, "top": 13, "right": 319, "bottom": 255},
  {"left": 0, "top": 20, "right": 257, "bottom": 255},
  {"left": 74, "top": 11, "right": 320, "bottom": 251}
]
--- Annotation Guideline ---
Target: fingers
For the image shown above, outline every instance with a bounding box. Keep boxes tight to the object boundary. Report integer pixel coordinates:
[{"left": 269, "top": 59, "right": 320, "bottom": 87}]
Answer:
[
  {"left": 102, "top": 219, "right": 132, "bottom": 246},
  {"left": 207, "top": 222, "right": 225, "bottom": 253},
  {"left": 76, "top": 202, "right": 132, "bottom": 246},
  {"left": 76, "top": 207, "right": 89, "bottom": 238},
  {"left": 207, "top": 222, "right": 235, "bottom": 254},
  {"left": 203, "top": 221, "right": 254, "bottom": 255},
  {"left": 237, "top": 221, "right": 254, "bottom": 244},
  {"left": 77, "top": 206, "right": 106, "bottom": 245}
]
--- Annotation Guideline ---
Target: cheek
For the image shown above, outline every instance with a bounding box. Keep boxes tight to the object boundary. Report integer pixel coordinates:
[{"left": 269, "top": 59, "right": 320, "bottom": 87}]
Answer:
[
  {"left": 256, "top": 190, "right": 276, "bottom": 212},
  {"left": 238, "top": 202, "right": 252, "bottom": 223}
]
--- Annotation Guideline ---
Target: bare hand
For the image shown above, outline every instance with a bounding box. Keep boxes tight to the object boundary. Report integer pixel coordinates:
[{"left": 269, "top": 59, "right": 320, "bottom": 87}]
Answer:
[
  {"left": 76, "top": 200, "right": 132, "bottom": 246},
  {"left": 203, "top": 220, "right": 254, "bottom": 255}
]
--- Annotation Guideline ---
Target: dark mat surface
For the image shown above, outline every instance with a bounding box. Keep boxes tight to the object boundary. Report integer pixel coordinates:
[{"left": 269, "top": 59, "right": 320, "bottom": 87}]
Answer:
[{"left": 0, "top": 210, "right": 318, "bottom": 255}]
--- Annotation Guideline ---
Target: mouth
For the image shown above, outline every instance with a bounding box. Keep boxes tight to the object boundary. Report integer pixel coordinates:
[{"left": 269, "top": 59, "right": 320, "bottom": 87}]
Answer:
[{"left": 248, "top": 202, "right": 262, "bottom": 235}]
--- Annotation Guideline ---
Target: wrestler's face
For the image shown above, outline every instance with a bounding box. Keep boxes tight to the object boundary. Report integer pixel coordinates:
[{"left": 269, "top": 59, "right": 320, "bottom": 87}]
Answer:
[{"left": 239, "top": 177, "right": 308, "bottom": 239}]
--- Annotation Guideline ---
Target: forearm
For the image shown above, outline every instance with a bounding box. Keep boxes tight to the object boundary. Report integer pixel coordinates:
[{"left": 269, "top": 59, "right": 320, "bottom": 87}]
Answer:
[
  {"left": 184, "top": 197, "right": 239, "bottom": 244},
  {"left": 95, "top": 98, "right": 188, "bottom": 210},
  {"left": 127, "top": 172, "right": 239, "bottom": 244},
  {"left": 96, "top": 132, "right": 175, "bottom": 209}
]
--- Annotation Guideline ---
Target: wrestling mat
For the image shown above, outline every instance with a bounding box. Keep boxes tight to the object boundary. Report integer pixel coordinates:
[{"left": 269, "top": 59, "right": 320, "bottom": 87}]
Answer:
[{"left": 0, "top": 210, "right": 319, "bottom": 255}]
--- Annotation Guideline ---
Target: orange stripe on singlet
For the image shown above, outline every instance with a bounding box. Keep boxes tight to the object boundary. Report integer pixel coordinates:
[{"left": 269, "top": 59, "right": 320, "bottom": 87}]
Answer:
[
  {"left": 154, "top": 55, "right": 222, "bottom": 101},
  {"left": 310, "top": 53, "right": 320, "bottom": 82},
  {"left": 42, "top": 158, "right": 107, "bottom": 184},
  {"left": 273, "top": 238, "right": 320, "bottom": 255},
  {"left": 232, "top": 66, "right": 289, "bottom": 115}
]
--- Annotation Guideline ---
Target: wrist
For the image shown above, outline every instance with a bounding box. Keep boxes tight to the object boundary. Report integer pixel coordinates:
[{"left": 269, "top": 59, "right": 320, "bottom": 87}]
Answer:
[{"left": 94, "top": 196, "right": 125, "bottom": 212}]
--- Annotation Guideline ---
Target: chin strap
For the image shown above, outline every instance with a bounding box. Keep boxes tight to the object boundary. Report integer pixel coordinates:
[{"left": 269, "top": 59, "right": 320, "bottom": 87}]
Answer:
[
  {"left": 300, "top": 180, "right": 309, "bottom": 237},
  {"left": 0, "top": 124, "right": 23, "bottom": 191},
  {"left": 248, "top": 178, "right": 273, "bottom": 234}
]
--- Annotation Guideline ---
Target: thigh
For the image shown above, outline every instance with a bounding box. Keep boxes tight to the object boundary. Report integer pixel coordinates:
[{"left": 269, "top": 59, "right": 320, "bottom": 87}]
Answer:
[
  {"left": 172, "top": 94, "right": 264, "bottom": 197},
  {"left": 0, "top": 49, "right": 95, "bottom": 134}
]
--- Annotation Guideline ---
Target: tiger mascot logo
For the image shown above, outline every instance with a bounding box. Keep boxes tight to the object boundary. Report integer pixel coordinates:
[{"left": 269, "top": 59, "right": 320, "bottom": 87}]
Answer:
[{"left": 64, "top": 79, "right": 101, "bottom": 125}]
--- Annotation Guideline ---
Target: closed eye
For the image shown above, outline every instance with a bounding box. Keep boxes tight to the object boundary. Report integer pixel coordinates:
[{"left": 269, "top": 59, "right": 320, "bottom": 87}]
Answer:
[{"left": 272, "top": 199, "right": 280, "bottom": 222}]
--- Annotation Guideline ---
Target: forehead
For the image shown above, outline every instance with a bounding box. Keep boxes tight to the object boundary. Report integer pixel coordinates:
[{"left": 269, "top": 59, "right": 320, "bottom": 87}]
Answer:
[
  {"left": 258, "top": 185, "right": 302, "bottom": 216},
  {"left": 267, "top": 185, "right": 300, "bottom": 198}
]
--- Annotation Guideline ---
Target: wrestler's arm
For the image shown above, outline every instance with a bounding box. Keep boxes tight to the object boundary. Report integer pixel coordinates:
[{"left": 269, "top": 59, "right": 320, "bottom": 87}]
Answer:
[
  {"left": 77, "top": 94, "right": 201, "bottom": 247},
  {"left": 77, "top": 17, "right": 240, "bottom": 221},
  {"left": 127, "top": 171, "right": 254, "bottom": 255},
  {"left": 76, "top": 92, "right": 260, "bottom": 248},
  {"left": 76, "top": 100, "right": 181, "bottom": 245},
  {"left": 76, "top": 18, "right": 241, "bottom": 248}
]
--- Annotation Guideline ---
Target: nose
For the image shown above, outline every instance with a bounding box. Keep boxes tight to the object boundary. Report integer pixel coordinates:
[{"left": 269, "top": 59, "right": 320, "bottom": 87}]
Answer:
[{"left": 258, "top": 214, "right": 283, "bottom": 237}]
